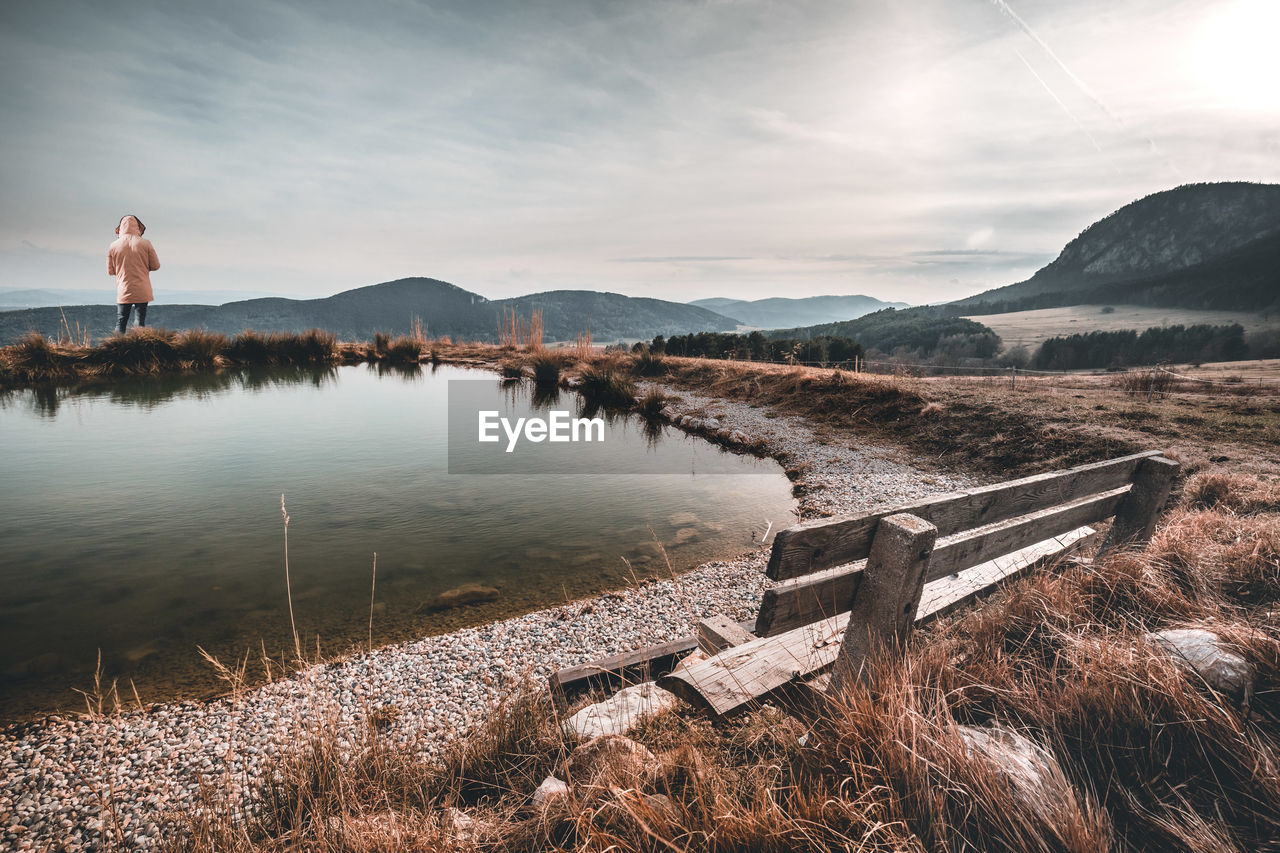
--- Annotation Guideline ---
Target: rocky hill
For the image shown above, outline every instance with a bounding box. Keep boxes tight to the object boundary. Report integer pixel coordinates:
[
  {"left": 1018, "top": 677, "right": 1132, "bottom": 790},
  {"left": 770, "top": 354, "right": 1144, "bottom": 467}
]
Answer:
[{"left": 957, "top": 182, "right": 1280, "bottom": 312}]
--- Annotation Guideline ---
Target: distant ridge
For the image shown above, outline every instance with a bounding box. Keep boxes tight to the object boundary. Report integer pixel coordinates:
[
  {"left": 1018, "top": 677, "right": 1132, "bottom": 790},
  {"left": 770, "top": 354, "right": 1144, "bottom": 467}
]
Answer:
[
  {"left": 689, "top": 294, "right": 908, "bottom": 329},
  {"left": 0, "top": 277, "right": 740, "bottom": 346},
  {"left": 955, "top": 182, "right": 1280, "bottom": 312}
]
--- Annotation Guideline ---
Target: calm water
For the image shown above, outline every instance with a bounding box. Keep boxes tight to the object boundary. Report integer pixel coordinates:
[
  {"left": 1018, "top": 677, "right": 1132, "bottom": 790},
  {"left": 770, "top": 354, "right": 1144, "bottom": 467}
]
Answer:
[{"left": 0, "top": 364, "right": 795, "bottom": 721}]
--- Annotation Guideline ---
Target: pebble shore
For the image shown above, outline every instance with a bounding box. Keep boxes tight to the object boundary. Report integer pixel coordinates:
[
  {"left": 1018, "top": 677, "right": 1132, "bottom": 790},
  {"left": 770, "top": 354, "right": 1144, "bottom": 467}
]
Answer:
[{"left": 1, "top": 383, "right": 975, "bottom": 850}]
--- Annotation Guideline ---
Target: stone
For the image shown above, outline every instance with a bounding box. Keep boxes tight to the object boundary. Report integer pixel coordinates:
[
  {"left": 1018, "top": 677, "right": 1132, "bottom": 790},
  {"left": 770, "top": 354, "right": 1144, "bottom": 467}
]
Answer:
[
  {"left": 1149, "top": 627, "right": 1255, "bottom": 707},
  {"left": 673, "top": 527, "right": 699, "bottom": 545},
  {"left": 564, "top": 681, "right": 679, "bottom": 740},
  {"left": 958, "top": 725, "right": 1079, "bottom": 826},
  {"left": 729, "top": 430, "right": 749, "bottom": 445},
  {"left": 445, "top": 806, "right": 490, "bottom": 843},
  {"left": 669, "top": 512, "right": 700, "bottom": 527},
  {"left": 660, "top": 406, "right": 679, "bottom": 420},
  {"left": 703, "top": 417, "right": 720, "bottom": 429},
  {"left": 415, "top": 583, "right": 500, "bottom": 614},
  {"left": 566, "top": 735, "right": 659, "bottom": 788},
  {"left": 531, "top": 775, "right": 570, "bottom": 810}
]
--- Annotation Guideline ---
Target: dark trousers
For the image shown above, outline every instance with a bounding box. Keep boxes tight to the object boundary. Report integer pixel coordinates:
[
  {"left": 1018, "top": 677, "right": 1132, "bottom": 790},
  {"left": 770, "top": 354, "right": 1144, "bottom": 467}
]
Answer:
[{"left": 116, "top": 302, "right": 148, "bottom": 334}]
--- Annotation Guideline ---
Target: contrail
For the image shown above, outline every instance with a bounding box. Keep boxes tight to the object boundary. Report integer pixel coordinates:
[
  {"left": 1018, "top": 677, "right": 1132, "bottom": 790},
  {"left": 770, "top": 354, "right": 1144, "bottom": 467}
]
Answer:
[
  {"left": 991, "top": 0, "right": 1115, "bottom": 119},
  {"left": 994, "top": 0, "right": 1185, "bottom": 179},
  {"left": 1014, "top": 48, "right": 1105, "bottom": 154}
]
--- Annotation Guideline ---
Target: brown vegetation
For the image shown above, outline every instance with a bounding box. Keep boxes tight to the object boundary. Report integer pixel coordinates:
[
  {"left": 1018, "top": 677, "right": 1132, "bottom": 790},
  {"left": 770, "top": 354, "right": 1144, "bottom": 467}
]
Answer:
[{"left": 169, "top": 472, "right": 1280, "bottom": 851}]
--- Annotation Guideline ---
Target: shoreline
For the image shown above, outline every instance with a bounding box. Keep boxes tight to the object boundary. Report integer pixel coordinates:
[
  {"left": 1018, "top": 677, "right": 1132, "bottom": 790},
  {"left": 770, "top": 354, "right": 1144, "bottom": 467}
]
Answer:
[{"left": 0, "top": 372, "right": 976, "bottom": 851}]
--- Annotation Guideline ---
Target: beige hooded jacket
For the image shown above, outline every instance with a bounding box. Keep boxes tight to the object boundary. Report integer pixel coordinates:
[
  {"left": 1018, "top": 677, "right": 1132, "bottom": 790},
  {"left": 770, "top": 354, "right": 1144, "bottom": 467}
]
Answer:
[{"left": 107, "top": 215, "right": 160, "bottom": 304}]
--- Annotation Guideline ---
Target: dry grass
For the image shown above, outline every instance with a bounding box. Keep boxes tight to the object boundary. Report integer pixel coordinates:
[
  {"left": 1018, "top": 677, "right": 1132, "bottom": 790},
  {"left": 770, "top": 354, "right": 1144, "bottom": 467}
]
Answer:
[
  {"left": 529, "top": 351, "right": 567, "bottom": 387},
  {"left": 167, "top": 473, "right": 1280, "bottom": 852},
  {"left": 575, "top": 363, "right": 637, "bottom": 409},
  {"left": 498, "top": 306, "right": 545, "bottom": 350},
  {"left": 0, "top": 328, "right": 345, "bottom": 387},
  {"left": 652, "top": 356, "right": 1280, "bottom": 479}
]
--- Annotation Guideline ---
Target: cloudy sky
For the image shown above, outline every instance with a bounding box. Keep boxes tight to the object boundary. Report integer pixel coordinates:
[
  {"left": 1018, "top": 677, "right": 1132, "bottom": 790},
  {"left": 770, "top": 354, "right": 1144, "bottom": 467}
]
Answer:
[{"left": 2, "top": 0, "right": 1277, "bottom": 305}]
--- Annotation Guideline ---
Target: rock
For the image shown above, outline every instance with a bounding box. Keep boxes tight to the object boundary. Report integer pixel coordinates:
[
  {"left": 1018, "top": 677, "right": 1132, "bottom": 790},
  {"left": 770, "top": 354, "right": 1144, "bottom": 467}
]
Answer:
[
  {"left": 566, "top": 735, "right": 659, "bottom": 788},
  {"left": 958, "top": 725, "right": 1079, "bottom": 826},
  {"left": 671, "top": 649, "right": 707, "bottom": 673},
  {"left": 673, "top": 527, "right": 699, "bottom": 545},
  {"left": 531, "top": 775, "right": 570, "bottom": 809},
  {"left": 415, "top": 583, "right": 500, "bottom": 614},
  {"left": 445, "top": 806, "right": 490, "bottom": 843},
  {"left": 703, "top": 417, "right": 720, "bottom": 429},
  {"left": 660, "top": 406, "right": 679, "bottom": 420},
  {"left": 565, "top": 681, "right": 679, "bottom": 740},
  {"left": 643, "top": 792, "right": 680, "bottom": 824},
  {"left": 687, "top": 417, "right": 705, "bottom": 430},
  {"left": 669, "top": 512, "right": 700, "bottom": 527},
  {"left": 1149, "top": 627, "right": 1255, "bottom": 707},
  {"left": 729, "top": 430, "right": 749, "bottom": 444}
]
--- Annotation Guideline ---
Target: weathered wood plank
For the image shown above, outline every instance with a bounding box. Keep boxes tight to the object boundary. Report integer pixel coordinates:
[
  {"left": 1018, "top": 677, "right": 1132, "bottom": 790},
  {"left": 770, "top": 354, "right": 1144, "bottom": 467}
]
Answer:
[
  {"left": 697, "top": 615, "right": 757, "bottom": 654},
  {"left": 1099, "top": 456, "right": 1180, "bottom": 555},
  {"left": 660, "top": 528, "right": 1094, "bottom": 716},
  {"left": 766, "top": 450, "right": 1160, "bottom": 580},
  {"left": 758, "top": 490, "right": 1124, "bottom": 636},
  {"left": 756, "top": 560, "right": 866, "bottom": 638},
  {"left": 916, "top": 525, "right": 1096, "bottom": 622},
  {"left": 923, "top": 487, "right": 1126, "bottom": 583},
  {"left": 828, "top": 513, "right": 938, "bottom": 694},
  {"left": 550, "top": 619, "right": 754, "bottom": 712}
]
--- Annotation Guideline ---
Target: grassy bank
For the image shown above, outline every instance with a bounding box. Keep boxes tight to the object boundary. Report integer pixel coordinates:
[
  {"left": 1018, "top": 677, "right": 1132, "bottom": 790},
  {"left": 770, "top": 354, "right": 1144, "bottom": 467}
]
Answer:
[
  {"left": 0, "top": 328, "right": 469, "bottom": 387},
  {"left": 169, "top": 471, "right": 1280, "bottom": 851},
  {"left": 651, "top": 356, "right": 1280, "bottom": 480}
]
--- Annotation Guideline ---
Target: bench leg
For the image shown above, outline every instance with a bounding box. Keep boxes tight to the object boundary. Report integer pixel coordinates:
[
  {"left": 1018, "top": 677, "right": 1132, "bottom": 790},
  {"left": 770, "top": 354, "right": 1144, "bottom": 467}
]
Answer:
[
  {"left": 827, "top": 513, "right": 938, "bottom": 696},
  {"left": 1098, "top": 456, "right": 1179, "bottom": 556}
]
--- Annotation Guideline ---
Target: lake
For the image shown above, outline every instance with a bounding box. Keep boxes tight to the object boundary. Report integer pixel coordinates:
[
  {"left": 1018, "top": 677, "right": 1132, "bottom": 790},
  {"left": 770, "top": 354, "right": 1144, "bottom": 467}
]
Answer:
[{"left": 0, "top": 363, "right": 796, "bottom": 721}]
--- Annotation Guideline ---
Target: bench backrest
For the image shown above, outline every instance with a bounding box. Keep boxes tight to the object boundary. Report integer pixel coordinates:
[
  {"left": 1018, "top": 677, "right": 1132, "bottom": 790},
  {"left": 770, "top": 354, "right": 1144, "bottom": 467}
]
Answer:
[{"left": 754, "top": 450, "right": 1179, "bottom": 638}]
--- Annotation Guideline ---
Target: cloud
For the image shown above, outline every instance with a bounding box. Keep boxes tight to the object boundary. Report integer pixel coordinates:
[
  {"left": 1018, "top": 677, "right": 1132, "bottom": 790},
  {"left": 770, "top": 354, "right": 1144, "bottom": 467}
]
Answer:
[{"left": 0, "top": 0, "right": 1275, "bottom": 304}]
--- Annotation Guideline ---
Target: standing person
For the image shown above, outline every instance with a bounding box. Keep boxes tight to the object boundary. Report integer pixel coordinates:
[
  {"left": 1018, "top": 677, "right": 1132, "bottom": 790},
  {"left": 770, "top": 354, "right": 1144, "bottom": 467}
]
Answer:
[{"left": 108, "top": 214, "right": 160, "bottom": 334}]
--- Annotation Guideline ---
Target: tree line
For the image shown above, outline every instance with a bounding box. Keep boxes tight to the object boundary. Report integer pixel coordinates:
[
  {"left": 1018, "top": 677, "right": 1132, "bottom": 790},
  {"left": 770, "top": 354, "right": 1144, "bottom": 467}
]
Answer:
[
  {"left": 1032, "top": 323, "right": 1249, "bottom": 370},
  {"left": 648, "top": 331, "right": 864, "bottom": 365}
]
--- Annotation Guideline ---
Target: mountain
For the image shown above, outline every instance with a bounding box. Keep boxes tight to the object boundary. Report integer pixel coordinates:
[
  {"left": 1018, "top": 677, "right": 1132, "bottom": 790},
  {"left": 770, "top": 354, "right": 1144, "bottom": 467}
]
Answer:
[
  {"left": 688, "top": 294, "right": 908, "bottom": 329},
  {"left": 955, "top": 182, "right": 1280, "bottom": 312},
  {"left": 0, "top": 277, "right": 740, "bottom": 345},
  {"left": 0, "top": 287, "right": 286, "bottom": 310}
]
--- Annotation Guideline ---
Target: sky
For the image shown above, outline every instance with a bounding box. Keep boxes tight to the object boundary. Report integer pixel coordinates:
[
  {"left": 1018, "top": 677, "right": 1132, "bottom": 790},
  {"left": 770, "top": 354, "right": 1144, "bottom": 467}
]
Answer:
[{"left": 2, "top": 0, "right": 1278, "bottom": 306}]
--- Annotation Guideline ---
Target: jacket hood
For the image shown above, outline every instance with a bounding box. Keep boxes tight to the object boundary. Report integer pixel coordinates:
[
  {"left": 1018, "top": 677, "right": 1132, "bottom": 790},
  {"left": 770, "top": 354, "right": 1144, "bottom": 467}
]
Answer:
[{"left": 116, "top": 215, "right": 145, "bottom": 236}]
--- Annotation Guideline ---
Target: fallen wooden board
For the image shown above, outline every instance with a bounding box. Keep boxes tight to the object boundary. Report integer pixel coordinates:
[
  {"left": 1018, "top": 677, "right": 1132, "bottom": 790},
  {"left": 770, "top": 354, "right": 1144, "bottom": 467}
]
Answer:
[
  {"left": 549, "top": 618, "right": 755, "bottom": 712},
  {"left": 766, "top": 450, "right": 1158, "bottom": 579},
  {"left": 660, "top": 526, "right": 1096, "bottom": 716}
]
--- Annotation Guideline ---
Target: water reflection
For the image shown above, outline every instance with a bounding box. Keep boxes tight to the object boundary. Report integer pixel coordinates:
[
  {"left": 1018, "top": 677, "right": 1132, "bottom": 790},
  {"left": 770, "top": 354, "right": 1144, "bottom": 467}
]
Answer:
[{"left": 1, "top": 365, "right": 339, "bottom": 417}]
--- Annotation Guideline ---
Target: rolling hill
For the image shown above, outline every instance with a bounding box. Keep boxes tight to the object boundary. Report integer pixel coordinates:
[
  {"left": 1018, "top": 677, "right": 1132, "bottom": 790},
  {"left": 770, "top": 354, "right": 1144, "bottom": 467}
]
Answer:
[
  {"left": 956, "top": 182, "right": 1280, "bottom": 313},
  {"left": 689, "top": 294, "right": 908, "bottom": 328},
  {"left": 0, "top": 278, "right": 740, "bottom": 346}
]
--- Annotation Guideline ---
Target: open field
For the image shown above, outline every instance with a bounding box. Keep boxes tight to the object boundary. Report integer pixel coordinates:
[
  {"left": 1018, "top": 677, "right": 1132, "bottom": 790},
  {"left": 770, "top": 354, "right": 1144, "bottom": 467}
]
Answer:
[{"left": 966, "top": 303, "right": 1279, "bottom": 350}]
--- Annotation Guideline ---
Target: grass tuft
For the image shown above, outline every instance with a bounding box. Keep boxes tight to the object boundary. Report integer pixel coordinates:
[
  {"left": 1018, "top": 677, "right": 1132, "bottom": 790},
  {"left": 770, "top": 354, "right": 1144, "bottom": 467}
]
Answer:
[{"left": 576, "top": 364, "right": 637, "bottom": 409}]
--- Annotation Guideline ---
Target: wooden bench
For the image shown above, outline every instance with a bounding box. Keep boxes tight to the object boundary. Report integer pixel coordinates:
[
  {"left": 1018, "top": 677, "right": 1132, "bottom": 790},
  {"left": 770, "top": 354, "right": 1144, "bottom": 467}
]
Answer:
[{"left": 552, "top": 450, "right": 1179, "bottom": 717}]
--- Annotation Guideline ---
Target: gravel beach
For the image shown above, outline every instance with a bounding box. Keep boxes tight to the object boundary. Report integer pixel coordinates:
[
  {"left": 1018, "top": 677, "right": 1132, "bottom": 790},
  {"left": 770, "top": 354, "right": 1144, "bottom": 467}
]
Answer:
[{"left": 1, "top": 382, "right": 976, "bottom": 851}]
